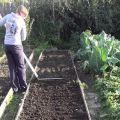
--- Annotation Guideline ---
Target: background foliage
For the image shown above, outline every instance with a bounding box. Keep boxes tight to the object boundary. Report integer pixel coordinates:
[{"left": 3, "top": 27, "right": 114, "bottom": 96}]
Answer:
[
  {"left": 28, "top": 0, "right": 120, "bottom": 48},
  {"left": 0, "top": 0, "right": 120, "bottom": 49}
]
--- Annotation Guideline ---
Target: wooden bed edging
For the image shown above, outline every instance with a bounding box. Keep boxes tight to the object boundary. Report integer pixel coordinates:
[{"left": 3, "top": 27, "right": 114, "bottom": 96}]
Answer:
[
  {"left": 0, "top": 88, "right": 13, "bottom": 119},
  {"left": 69, "top": 51, "right": 92, "bottom": 120},
  {"left": 0, "top": 54, "right": 6, "bottom": 63}
]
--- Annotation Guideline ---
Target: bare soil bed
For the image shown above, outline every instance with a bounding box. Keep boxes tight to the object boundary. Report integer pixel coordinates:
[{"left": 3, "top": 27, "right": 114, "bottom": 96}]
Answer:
[
  {"left": 0, "top": 58, "right": 10, "bottom": 103},
  {"left": 17, "top": 50, "right": 89, "bottom": 120}
]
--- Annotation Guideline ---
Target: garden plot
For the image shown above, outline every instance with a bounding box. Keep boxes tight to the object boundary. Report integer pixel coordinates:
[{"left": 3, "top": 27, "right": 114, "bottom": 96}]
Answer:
[
  {"left": 0, "top": 57, "right": 10, "bottom": 104},
  {"left": 16, "top": 50, "right": 90, "bottom": 120}
]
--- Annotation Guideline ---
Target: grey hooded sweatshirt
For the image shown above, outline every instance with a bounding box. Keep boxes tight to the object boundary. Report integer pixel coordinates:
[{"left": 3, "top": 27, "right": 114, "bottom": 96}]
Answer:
[{"left": 0, "top": 12, "right": 27, "bottom": 45}]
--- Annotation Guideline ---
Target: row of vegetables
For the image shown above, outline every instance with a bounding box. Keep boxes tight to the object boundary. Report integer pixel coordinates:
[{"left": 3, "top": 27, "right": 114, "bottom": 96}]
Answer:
[{"left": 75, "top": 30, "right": 120, "bottom": 120}]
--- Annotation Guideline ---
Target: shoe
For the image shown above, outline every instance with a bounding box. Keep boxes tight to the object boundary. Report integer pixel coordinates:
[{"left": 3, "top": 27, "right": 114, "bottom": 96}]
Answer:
[
  {"left": 20, "top": 86, "right": 27, "bottom": 93},
  {"left": 13, "top": 88, "right": 19, "bottom": 94}
]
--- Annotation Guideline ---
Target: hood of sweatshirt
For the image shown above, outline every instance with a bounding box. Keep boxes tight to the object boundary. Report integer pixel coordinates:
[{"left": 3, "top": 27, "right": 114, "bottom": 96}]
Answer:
[{"left": 11, "top": 12, "right": 22, "bottom": 19}]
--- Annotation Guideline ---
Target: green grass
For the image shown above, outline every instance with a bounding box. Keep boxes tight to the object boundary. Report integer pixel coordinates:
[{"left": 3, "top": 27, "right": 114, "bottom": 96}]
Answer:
[
  {"left": 1, "top": 94, "right": 23, "bottom": 120},
  {"left": 34, "top": 41, "right": 50, "bottom": 57}
]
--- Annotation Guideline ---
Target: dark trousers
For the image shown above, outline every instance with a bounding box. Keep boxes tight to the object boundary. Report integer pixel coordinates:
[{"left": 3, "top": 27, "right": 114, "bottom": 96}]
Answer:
[{"left": 5, "top": 45, "right": 27, "bottom": 91}]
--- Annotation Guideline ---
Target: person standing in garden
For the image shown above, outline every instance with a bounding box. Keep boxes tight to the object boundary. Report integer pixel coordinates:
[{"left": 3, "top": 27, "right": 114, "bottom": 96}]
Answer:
[{"left": 0, "top": 5, "right": 28, "bottom": 93}]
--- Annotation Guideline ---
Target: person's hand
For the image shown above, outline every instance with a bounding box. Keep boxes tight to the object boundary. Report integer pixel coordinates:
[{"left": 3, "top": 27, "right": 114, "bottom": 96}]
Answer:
[{"left": 0, "top": 14, "right": 2, "bottom": 19}]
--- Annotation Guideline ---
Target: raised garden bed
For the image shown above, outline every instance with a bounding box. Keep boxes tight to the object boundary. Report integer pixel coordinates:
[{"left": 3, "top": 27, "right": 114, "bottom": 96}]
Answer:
[
  {"left": 0, "top": 56, "right": 10, "bottom": 104},
  {"left": 16, "top": 50, "right": 91, "bottom": 120}
]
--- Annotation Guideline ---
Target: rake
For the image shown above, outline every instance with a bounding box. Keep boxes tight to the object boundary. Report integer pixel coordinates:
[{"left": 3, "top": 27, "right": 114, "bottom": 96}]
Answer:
[{"left": 23, "top": 52, "right": 63, "bottom": 81}]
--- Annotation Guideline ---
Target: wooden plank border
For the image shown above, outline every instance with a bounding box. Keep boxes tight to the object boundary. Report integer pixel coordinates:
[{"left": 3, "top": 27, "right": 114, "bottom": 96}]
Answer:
[
  {"left": 0, "top": 54, "right": 6, "bottom": 63},
  {"left": 69, "top": 51, "right": 92, "bottom": 120},
  {"left": 0, "top": 88, "right": 13, "bottom": 119}
]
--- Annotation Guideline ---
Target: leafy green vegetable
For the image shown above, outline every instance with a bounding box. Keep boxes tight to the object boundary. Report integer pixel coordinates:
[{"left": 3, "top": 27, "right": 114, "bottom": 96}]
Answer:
[{"left": 76, "top": 30, "right": 120, "bottom": 74}]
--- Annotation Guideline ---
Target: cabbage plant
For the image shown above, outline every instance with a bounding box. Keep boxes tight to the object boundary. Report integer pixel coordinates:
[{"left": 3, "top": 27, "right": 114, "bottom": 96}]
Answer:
[{"left": 76, "top": 30, "right": 120, "bottom": 73}]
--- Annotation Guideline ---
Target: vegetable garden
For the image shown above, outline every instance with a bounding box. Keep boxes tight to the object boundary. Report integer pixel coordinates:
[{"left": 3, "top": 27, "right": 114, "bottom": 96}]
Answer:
[
  {"left": 76, "top": 31, "right": 120, "bottom": 120},
  {"left": 16, "top": 50, "right": 90, "bottom": 120},
  {"left": 0, "top": 0, "right": 120, "bottom": 120}
]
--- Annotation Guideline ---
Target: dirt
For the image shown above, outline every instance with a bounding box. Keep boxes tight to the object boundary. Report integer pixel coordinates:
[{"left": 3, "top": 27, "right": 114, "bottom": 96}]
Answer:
[
  {"left": 74, "top": 61, "right": 94, "bottom": 91},
  {"left": 0, "top": 58, "right": 10, "bottom": 103},
  {"left": 18, "top": 50, "right": 89, "bottom": 120}
]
